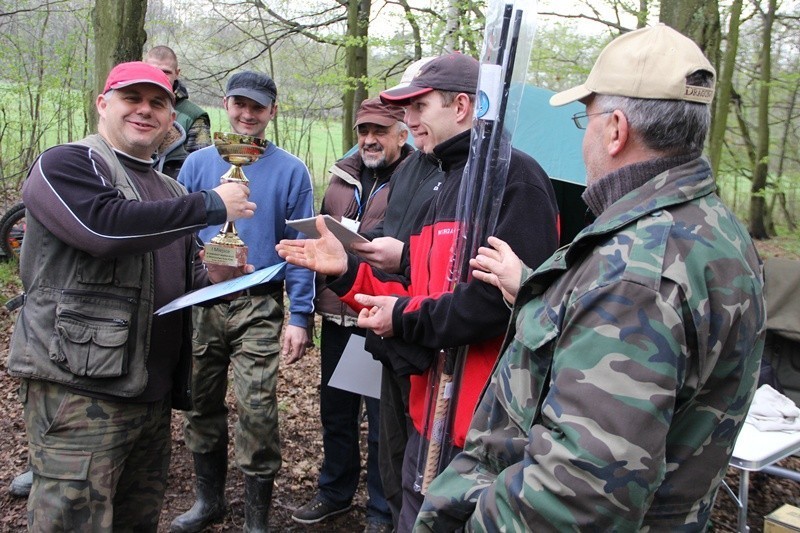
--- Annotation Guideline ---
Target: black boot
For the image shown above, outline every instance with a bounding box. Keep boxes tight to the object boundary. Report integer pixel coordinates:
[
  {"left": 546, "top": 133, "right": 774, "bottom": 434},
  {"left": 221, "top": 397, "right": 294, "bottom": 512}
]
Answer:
[
  {"left": 244, "top": 475, "right": 274, "bottom": 533},
  {"left": 170, "top": 450, "right": 228, "bottom": 533},
  {"left": 9, "top": 469, "right": 33, "bottom": 498}
]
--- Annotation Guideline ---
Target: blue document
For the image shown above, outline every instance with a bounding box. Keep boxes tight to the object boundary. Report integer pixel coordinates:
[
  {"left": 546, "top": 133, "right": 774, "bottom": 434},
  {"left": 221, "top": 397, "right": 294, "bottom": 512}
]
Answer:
[{"left": 155, "top": 262, "right": 286, "bottom": 315}]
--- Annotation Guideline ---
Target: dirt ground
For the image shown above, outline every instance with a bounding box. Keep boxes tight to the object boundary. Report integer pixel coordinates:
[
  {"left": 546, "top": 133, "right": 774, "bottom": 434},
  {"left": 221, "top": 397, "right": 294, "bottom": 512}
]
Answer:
[
  {"left": 0, "top": 322, "right": 368, "bottom": 532},
  {"left": 0, "top": 238, "right": 799, "bottom": 531}
]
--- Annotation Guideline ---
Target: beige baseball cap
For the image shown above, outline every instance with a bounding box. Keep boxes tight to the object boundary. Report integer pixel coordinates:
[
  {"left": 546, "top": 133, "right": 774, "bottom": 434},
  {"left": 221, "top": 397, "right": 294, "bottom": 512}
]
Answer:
[{"left": 550, "top": 23, "right": 716, "bottom": 107}]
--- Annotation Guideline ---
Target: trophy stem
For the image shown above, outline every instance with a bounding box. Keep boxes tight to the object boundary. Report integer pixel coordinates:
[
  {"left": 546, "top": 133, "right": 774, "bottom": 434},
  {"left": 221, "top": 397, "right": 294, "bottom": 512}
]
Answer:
[
  {"left": 221, "top": 165, "right": 249, "bottom": 183},
  {"left": 210, "top": 221, "right": 244, "bottom": 246},
  {"left": 204, "top": 131, "right": 266, "bottom": 267}
]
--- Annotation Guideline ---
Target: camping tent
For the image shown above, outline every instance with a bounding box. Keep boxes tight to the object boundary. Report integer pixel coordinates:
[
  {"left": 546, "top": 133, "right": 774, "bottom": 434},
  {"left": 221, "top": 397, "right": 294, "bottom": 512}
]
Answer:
[{"left": 510, "top": 84, "right": 588, "bottom": 244}]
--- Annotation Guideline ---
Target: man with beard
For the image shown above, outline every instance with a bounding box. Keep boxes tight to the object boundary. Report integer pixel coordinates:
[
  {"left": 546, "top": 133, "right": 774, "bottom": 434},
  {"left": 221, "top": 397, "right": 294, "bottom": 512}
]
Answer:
[{"left": 292, "top": 98, "right": 410, "bottom": 533}]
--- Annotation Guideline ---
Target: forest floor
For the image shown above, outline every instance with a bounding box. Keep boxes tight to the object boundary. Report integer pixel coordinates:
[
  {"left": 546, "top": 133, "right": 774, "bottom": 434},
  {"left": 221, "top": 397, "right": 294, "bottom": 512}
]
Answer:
[{"left": 1, "top": 238, "right": 799, "bottom": 532}]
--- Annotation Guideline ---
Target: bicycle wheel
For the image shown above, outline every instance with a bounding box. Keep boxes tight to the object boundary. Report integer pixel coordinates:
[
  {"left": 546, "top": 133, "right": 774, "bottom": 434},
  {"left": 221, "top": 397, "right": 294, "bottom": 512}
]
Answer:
[{"left": 0, "top": 202, "right": 26, "bottom": 260}]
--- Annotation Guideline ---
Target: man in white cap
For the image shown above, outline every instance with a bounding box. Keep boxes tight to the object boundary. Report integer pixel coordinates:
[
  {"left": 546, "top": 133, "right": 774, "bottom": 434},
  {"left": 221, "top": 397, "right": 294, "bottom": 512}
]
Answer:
[
  {"left": 277, "top": 51, "right": 560, "bottom": 532},
  {"left": 415, "top": 24, "right": 766, "bottom": 531},
  {"left": 6, "top": 61, "right": 255, "bottom": 531}
]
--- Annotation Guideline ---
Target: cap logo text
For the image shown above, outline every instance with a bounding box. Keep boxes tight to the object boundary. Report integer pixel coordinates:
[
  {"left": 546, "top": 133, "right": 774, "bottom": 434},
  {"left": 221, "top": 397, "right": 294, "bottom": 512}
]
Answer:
[{"left": 684, "top": 85, "right": 714, "bottom": 103}]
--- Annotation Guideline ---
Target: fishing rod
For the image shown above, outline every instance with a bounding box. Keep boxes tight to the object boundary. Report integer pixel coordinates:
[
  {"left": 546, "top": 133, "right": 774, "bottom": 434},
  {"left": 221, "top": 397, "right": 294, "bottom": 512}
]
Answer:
[{"left": 416, "top": 1, "right": 535, "bottom": 493}]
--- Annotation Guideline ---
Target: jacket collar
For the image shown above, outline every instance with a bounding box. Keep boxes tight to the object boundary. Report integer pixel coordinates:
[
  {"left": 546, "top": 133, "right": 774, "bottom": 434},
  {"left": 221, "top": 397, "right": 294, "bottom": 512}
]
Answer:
[
  {"left": 527, "top": 156, "right": 718, "bottom": 287},
  {"left": 429, "top": 129, "right": 470, "bottom": 172},
  {"left": 331, "top": 143, "right": 413, "bottom": 188},
  {"left": 585, "top": 155, "right": 716, "bottom": 238}
]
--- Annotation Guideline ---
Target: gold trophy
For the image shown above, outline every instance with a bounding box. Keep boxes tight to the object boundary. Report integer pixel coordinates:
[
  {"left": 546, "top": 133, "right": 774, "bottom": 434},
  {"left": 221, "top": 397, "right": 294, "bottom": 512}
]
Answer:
[{"left": 203, "top": 132, "right": 267, "bottom": 267}]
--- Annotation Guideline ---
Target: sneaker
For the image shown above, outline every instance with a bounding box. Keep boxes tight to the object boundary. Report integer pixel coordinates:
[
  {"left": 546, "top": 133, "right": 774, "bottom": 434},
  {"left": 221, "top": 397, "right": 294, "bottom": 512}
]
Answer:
[
  {"left": 363, "top": 521, "right": 393, "bottom": 533},
  {"left": 291, "top": 493, "right": 351, "bottom": 524}
]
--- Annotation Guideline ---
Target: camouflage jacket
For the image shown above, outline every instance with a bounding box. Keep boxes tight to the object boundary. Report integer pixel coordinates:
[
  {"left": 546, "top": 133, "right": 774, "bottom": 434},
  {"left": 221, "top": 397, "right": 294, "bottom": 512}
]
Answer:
[{"left": 417, "top": 156, "right": 766, "bottom": 531}]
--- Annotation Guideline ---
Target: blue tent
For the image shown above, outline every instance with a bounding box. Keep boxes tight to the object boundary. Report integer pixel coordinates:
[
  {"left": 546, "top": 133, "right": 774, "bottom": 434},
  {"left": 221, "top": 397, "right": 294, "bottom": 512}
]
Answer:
[
  {"left": 510, "top": 84, "right": 588, "bottom": 244},
  {"left": 511, "top": 85, "right": 585, "bottom": 186}
]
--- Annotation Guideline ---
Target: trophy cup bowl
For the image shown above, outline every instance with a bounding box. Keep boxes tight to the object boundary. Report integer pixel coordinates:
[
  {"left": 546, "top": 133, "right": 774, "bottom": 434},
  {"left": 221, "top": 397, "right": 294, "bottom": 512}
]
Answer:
[{"left": 203, "top": 132, "right": 268, "bottom": 267}]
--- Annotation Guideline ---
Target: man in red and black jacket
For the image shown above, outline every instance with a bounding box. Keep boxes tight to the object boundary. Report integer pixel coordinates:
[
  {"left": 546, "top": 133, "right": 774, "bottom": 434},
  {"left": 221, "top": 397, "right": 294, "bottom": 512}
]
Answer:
[{"left": 277, "top": 52, "right": 559, "bottom": 532}]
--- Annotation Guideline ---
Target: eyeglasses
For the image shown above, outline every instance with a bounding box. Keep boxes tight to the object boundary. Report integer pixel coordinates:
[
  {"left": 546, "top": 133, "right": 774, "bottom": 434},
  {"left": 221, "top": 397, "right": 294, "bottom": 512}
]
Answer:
[{"left": 571, "top": 111, "right": 613, "bottom": 130}]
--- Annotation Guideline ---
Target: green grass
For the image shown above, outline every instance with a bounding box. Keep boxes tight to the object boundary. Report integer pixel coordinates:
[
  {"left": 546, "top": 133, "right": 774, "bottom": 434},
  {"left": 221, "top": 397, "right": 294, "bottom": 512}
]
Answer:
[
  {"left": 767, "top": 231, "right": 800, "bottom": 257},
  {"left": 0, "top": 86, "right": 344, "bottom": 206},
  {"left": 0, "top": 259, "right": 22, "bottom": 303},
  {"left": 207, "top": 106, "right": 345, "bottom": 201}
]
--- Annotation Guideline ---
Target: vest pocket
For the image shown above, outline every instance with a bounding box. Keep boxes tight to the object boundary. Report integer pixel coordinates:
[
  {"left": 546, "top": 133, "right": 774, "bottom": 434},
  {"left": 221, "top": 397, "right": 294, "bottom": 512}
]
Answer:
[{"left": 49, "top": 304, "right": 132, "bottom": 378}]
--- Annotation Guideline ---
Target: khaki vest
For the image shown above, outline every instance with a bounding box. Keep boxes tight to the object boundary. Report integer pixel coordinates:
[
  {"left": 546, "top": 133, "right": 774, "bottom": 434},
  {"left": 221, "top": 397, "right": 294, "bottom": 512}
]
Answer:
[{"left": 8, "top": 135, "right": 189, "bottom": 400}]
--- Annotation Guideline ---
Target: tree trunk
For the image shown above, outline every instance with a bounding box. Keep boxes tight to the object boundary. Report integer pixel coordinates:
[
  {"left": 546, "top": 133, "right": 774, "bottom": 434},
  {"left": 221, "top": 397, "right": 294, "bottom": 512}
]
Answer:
[
  {"left": 89, "top": 0, "right": 148, "bottom": 131},
  {"left": 443, "top": 0, "right": 461, "bottom": 53},
  {"left": 637, "top": 0, "right": 649, "bottom": 29},
  {"left": 709, "top": 0, "right": 742, "bottom": 179},
  {"left": 341, "top": 0, "right": 370, "bottom": 152},
  {"left": 397, "top": 0, "right": 423, "bottom": 59},
  {"left": 772, "top": 52, "right": 800, "bottom": 232},
  {"left": 660, "top": 0, "right": 721, "bottom": 67},
  {"left": 749, "top": 0, "right": 776, "bottom": 240}
]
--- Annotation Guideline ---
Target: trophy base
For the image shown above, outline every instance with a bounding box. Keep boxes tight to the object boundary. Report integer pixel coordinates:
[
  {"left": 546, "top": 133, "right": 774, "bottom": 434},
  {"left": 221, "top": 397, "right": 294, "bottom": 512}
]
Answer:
[{"left": 204, "top": 242, "right": 248, "bottom": 268}]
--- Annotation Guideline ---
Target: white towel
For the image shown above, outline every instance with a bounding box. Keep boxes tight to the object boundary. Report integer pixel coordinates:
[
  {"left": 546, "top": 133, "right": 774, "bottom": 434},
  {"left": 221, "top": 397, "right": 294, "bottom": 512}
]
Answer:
[{"left": 745, "top": 384, "right": 800, "bottom": 432}]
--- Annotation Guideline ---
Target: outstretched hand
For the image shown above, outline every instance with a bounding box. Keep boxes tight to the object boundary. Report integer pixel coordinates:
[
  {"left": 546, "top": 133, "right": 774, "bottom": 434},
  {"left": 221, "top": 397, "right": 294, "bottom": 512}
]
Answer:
[
  {"left": 276, "top": 215, "right": 348, "bottom": 276},
  {"left": 469, "top": 236, "right": 523, "bottom": 305}
]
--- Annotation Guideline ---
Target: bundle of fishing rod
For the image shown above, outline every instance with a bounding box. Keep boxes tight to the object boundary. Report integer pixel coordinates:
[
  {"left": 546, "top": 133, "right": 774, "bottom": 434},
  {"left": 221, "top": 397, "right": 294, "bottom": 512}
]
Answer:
[{"left": 415, "top": 0, "right": 538, "bottom": 494}]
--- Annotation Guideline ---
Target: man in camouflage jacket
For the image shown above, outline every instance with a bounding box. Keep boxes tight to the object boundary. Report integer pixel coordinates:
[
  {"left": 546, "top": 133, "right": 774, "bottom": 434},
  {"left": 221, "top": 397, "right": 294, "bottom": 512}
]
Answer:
[{"left": 416, "top": 24, "right": 766, "bottom": 531}]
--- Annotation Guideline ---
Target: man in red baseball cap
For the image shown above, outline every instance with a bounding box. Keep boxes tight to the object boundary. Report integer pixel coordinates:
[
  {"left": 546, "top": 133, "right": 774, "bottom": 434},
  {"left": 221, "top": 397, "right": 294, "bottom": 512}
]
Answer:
[
  {"left": 6, "top": 60, "right": 256, "bottom": 530},
  {"left": 103, "top": 60, "right": 177, "bottom": 100},
  {"left": 98, "top": 61, "right": 178, "bottom": 160}
]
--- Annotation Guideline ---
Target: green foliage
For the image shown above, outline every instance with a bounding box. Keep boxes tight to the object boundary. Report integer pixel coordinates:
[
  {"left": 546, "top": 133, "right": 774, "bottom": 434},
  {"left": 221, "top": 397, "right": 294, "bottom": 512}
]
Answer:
[
  {"left": 0, "top": 259, "right": 22, "bottom": 303},
  {"left": 769, "top": 231, "right": 800, "bottom": 258},
  {"left": 716, "top": 168, "right": 800, "bottom": 229},
  {"left": 2, "top": 0, "right": 799, "bottom": 242},
  {"left": 528, "top": 22, "right": 609, "bottom": 92},
  {"left": 0, "top": 0, "right": 93, "bottom": 203}
]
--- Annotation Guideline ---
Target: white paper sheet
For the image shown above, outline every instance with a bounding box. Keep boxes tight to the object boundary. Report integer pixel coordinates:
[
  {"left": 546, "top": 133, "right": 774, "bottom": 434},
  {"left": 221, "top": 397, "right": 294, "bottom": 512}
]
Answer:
[
  {"left": 286, "top": 215, "right": 369, "bottom": 246},
  {"left": 328, "top": 334, "right": 382, "bottom": 399},
  {"left": 155, "top": 262, "right": 286, "bottom": 315}
]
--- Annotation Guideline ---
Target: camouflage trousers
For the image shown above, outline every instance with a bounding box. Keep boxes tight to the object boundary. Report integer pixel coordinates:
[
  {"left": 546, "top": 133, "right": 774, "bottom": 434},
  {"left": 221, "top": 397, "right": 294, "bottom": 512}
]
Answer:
[
  {"left": 183, "top": 292, "right": 283, "bottom": 477},
  {"left": 20, "top": 378, "right": 171, "bottom": 532}
]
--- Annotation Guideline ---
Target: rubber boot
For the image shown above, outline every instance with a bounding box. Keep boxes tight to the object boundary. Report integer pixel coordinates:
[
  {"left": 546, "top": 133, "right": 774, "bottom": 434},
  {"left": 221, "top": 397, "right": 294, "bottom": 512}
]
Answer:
[
  {"left": 244, "top": 475, "right": 274, "bottom": 533},
  {"left": 9, "top": 469, "right": 33, "bottom": 498},
  {"left": 170, "top": 450, "right": 228, "bottom": 533}
]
